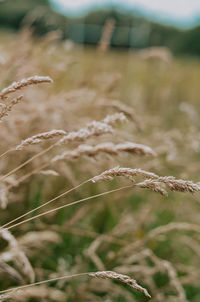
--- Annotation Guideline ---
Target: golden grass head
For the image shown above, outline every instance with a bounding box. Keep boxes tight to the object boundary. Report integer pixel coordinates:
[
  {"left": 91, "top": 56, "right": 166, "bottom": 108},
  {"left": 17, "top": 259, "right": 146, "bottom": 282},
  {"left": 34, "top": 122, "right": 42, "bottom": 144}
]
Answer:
[
  {"left": 0, "top": 75, "right": 53, "bottom": 99},
  {"left": 88, "top": 271, "right": 151, "bottom": 298},
  {"left": 51, "top": 142, "right": 156, "bottom": 163},
  {"left": 91, "top": 166, "right": 158, "bottom": 183},
  {"left": 16, "top": 129, "right": 67, "bottom": 150}
]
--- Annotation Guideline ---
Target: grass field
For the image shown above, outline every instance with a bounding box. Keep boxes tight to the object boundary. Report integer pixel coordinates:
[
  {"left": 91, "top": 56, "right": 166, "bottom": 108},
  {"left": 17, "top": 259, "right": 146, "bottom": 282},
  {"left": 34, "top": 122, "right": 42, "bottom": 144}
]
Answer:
[{"left": 0, "top": 30, "right": 200, "bottom": 302}]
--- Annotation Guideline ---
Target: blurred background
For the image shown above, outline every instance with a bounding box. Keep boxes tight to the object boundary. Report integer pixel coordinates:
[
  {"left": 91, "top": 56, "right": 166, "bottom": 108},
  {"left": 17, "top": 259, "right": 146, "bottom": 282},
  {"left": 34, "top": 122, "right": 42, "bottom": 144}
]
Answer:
[{"left": 0, "top": 0, "right": 200, "bottom": 56}]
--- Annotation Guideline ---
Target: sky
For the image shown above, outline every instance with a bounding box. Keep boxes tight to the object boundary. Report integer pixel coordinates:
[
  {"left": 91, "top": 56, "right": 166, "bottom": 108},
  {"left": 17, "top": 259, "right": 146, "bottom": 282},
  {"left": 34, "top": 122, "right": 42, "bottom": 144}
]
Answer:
[{"left": 51, "top": 0, "right": 200, "bottom": 27}]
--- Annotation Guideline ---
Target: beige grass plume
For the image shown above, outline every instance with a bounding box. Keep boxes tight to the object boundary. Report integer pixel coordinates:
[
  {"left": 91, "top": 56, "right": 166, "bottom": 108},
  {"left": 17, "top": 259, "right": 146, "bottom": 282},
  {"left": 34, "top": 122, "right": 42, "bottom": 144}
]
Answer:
[
  {"left": 102, "top": 112, "right": 127, "bottom": 125},
  {"left": 0, "top": 75, "right": 53, "bottom": 99},
  {"left": 157, "top": 176, "right": 200, "bottom": 193},
  {"left": 114, "top": 142, "right": 156, "bottom": 156},
  {"left": 135, "top": 179, "right": 168, "bottom": 196},
  {"left": 58, "top": 113, "right": 126, "bottom": 145},
  {"left": 16, "top": 130, "right": 67, "bottom": 150},
  {"left": 91, "top": 166, "right": 158, "bottom": 183},
  {"left": 136, "top": 177, "right": 200, "bottom": 195},
  {"left": 52, "top": 142, "right": 156, "bottom": 163},
  {"left": 88, "top": 271, "right": 151, "bottom": 298},
  {"left": 58, "top": 122, "right": 113, "bottom": 145}
]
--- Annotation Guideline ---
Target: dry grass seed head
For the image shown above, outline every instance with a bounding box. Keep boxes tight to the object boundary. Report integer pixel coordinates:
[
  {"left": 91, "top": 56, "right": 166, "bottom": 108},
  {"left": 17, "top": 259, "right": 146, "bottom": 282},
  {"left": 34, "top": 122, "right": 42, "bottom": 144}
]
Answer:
[
  {"left": 135, "top": 179, "right": 168, "bottom": 196},
  {"left": 58, "top": 113, "right": 126, "bottom": 145},
  {"left": 136, "top": 177, "right": 200, "bottom": 195},
  {"left": 0, "top": 76, "right": 53, "bottom": 99},
  {"left": 91, "top": 166, "right": 158, "bottom": 183},
  {"left": 51, "top": 142, "right": 156, "bottom": 163},
  {"left": 88, "top": 271, "right": 151, "bottom": 298},
  {"left": 102, "top": 113, "right": 127, "bottom": 125},
  {"left": 58, "top": 122, "right": 113, "bottom": 145},
  {"left": 16, "top": 129, "right": 67, "bottom": 150},
  {"left": 157, "top": 176, "right": 200, "bottom": 193}
]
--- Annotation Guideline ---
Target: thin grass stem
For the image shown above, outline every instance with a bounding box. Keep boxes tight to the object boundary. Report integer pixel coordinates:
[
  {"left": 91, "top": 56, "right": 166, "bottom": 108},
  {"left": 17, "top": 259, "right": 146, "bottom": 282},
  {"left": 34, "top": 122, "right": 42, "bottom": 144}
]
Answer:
[
  {"left": 0, "top": 272, "right": 89, "bottom": 295},
  {"left": 6, "top": 185, "right": 132, "bottom": 230},
  {"left": 2, "top": 178, "right": 91, "bottom": 229}
]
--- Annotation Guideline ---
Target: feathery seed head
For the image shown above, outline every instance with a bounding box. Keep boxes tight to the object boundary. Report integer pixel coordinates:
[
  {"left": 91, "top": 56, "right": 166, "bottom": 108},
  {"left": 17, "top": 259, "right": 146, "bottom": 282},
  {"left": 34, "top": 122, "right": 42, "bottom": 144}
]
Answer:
[
  {"left": 58, "top": 122, "right": 113, "bottom": 145},
  {"left": 91, "top": 166, "right": 158, "bottom": 183},
  {"left": 88, "top": 271, "right": 151, "bottom": 298},
  {"left": 51, "top": 142, "right": 156, "bottom": 163},
  {"left": 16, "top": 130, "right": 67, "bottom": 150},
  {"left": 102, "top": 112, "right": 127, "bottom": 125},
  {"left": 135, "top": 179, "right": 168, "bottom": 196},
  {"left": 157, "top": 176, "right": 200, "bottom": 193},
  {"left": 0, "top": 76, "right": 53, "bottom": 99}
]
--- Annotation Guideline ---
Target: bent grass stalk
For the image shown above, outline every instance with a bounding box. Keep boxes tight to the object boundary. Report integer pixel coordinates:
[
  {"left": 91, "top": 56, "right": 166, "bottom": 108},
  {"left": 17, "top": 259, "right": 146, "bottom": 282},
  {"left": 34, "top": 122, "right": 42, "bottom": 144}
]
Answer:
[
  {"left": 0, "top": 270, "right": 150, "bottom": 298},
  {"left": 5, "top": 185, "right": 132, "bottom": 230}
]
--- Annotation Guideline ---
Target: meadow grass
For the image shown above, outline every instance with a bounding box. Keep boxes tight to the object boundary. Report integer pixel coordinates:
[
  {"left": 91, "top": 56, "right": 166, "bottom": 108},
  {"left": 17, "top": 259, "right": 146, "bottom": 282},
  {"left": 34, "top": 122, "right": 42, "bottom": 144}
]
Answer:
[{"left": 0, "top": 29, "right": 200, "bottom": 301}]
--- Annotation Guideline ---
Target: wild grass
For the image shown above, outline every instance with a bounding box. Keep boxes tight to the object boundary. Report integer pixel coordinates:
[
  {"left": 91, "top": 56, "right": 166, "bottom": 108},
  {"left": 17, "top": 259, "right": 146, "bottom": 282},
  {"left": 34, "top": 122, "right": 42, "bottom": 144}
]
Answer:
[{"left": 0, "top": 29, "right": 200, "bottom": 301}]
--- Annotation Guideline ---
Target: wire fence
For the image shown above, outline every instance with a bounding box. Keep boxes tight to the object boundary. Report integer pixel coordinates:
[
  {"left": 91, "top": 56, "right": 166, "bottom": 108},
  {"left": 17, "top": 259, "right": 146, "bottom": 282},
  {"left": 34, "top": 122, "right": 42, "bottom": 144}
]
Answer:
[{"left": 67, "top": 22, "right": 151, "bottom": 49}]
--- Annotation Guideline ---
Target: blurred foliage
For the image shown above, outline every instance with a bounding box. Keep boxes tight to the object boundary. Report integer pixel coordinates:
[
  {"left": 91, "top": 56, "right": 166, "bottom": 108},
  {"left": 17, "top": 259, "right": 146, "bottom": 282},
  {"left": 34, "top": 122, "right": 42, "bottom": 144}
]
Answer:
[
  {"left": 0, "top": 0, "right": 69, "bottom": 37},
  {"left": 0, "top": 0, "right": 50, "bottom": 28},
  {"left": 0, "top": 1, "right": 200, "bottom": 55}
]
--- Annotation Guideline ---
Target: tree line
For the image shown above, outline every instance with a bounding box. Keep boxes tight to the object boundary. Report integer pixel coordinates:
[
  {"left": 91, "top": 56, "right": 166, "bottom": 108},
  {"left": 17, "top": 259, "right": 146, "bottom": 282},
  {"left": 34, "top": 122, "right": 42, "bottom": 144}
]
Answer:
[{"left": 0, "top": 0, "right": 200, "bottom": 56}]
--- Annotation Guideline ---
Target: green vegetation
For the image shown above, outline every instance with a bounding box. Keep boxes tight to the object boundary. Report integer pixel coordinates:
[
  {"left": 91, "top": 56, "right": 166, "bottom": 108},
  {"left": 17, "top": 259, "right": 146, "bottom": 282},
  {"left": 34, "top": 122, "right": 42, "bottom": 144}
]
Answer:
[{"left": 0, "top": 0, "right": 200, "bottom": 56}]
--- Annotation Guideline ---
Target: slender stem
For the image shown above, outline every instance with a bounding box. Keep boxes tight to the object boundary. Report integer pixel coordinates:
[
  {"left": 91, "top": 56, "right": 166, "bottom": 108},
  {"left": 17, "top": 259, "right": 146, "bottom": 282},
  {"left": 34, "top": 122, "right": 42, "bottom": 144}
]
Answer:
[
  {"left": 14, "top": 162, "right": 50, "bottom": 185},
  {"left": 0, "top": 272, "right": 90, "bottom": 295},
  {"left": 0, "top": 142, "right": 57, "bottom": 182},
  {"left": 2, "top": 178, "right": 91, "bottom": 229},
  {"left": 6, "top": 185, "right": 132, "bottom": 230},
  {"left": 0, "top": 148, "right": 14, "bottom": 159}
]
